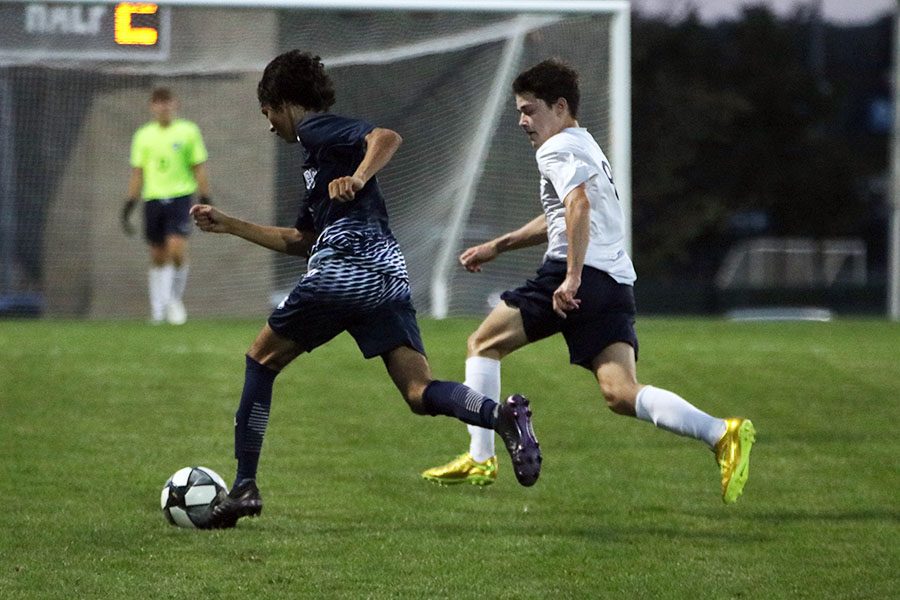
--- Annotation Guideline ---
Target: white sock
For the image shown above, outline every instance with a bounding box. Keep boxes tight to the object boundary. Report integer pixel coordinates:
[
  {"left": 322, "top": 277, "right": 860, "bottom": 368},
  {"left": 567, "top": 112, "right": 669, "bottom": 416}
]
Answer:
[
  {"left": 160, "top": 264, "right": 175, "bottom": 307},
  {"left": 148, "top": 267, "right": 167, "bottom": 321},
  {"left": 170, "top": 265, "right": 189, "bottom": 302},
  {"left": 465, "top": 356, "right": 500, "bottom": 462},
  {"left": 635, "top": 385, "right": 727, "bottom": 448}
]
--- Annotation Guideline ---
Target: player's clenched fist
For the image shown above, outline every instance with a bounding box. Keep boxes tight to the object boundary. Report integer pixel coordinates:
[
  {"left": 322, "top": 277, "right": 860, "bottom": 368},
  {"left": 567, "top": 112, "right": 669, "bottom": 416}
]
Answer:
[
  {"left": 328, "top": 175, "right": 364, "bottom": 202},
  {"left": 190, "top": 203, "right": 231, "bottom": 233}
]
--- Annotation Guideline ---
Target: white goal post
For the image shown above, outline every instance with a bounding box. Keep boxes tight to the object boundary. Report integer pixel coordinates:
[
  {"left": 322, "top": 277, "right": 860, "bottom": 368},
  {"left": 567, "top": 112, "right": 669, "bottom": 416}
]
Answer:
[
  {"left": 204, "top": 0, "right": 633, "bottom": 318},
  {"left": 0, "top": 0, "right": 631, "bottom": 319}
]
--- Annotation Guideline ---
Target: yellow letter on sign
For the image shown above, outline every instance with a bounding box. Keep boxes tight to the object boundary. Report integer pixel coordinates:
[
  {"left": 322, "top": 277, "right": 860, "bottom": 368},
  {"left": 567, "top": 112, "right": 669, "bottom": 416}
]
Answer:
[{"left": 115, "top": 3, "right": 158, "bottom": 46}]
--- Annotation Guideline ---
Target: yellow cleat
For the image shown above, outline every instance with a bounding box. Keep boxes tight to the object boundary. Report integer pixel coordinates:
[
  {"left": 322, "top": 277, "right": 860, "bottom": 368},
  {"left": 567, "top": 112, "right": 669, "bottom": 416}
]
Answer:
[
  {"left": 421, "top": 453, "right": 498, "bottom": 486},
  {"left": 715, "top": 418, "right": 756, "bottom": 504}
]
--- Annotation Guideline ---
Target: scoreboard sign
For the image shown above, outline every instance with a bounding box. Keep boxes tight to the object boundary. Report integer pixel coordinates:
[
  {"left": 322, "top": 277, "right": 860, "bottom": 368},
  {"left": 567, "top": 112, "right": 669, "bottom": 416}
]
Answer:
[{"left": 0, "top": 2, "right": 170, "bottom": 61}]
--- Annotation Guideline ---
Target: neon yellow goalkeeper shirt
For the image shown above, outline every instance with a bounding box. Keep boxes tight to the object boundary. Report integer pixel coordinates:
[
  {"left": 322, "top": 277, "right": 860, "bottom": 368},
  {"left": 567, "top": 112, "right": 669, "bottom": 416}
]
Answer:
[{"left": 130, "top": 119, "right": 208, "bottom": 200}]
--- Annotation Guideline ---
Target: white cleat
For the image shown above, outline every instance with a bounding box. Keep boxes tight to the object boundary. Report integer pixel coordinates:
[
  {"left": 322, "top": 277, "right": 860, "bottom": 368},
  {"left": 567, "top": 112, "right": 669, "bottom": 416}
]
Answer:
[{"left": 166, "top": 300, "right": 187, "bottom": 325}]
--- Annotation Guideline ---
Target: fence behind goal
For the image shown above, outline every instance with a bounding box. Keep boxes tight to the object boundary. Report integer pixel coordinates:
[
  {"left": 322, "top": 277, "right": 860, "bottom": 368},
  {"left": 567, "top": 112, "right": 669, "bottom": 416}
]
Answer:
[{"left": 0, "top": 0, "right": 629, "bottom": 319}]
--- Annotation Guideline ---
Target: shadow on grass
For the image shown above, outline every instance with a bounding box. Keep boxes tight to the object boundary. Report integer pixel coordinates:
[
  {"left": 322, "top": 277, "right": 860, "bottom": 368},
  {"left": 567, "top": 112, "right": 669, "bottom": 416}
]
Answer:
[
  {"left": 223, "top": 512, "right": 773, "bottom": 544},
  {"left": 661, "top": 505, "right": 900, "bottom": 524},
  {"left": 749, "top": 509, "right": 900, "bottom": 523}
]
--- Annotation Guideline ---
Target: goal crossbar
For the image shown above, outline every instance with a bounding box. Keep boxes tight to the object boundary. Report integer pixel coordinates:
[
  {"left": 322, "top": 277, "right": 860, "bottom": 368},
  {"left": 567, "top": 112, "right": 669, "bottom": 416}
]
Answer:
[{"left": 0, "top": 0, "right": 632, "bottom": 320}]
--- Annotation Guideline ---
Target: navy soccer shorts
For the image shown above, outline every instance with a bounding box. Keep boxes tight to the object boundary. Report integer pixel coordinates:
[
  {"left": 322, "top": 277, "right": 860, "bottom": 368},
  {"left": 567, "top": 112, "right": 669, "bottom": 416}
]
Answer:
[
  {"left": 143, "top": 195, "right": 193, "bottom": 245},
  {"left": 267, "top": 257, "right": 426, "bottom": 359},
  {"left": 500, "top": 259, "right": 639, "bottom": 370}
]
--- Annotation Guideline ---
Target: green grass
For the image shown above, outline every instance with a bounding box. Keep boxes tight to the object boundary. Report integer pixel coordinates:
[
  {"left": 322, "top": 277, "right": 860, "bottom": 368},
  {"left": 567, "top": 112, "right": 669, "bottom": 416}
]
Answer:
[{"left": 1, "top": 317, "right": 898, "bottom": 598}]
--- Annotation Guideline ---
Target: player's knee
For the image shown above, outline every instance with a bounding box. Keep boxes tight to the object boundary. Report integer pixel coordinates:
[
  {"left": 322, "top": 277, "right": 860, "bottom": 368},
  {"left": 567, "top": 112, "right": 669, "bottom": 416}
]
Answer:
[
  {"left": 246, "top": 349, "right": 281, "bottom": 371},
  {"left": 602, "top": 388, "right": 635, "bottom": 416},
  {"left": 149, "top": 248, "right": 166, "bottom": 266},
  {"left": 401, "top": 382, "right": 429, "bottom": 415},
  {"left": 246, "top": 344, "right": 295, "bottom": 372},
  {"left": 466, "top": 331, "right": 486, "bottom": 356},
  {"left": 597, "top": 366, "right": 637, "bottom": 416},
  {"left": 467, "top": 330, "right": 502, "bottom": 359}
]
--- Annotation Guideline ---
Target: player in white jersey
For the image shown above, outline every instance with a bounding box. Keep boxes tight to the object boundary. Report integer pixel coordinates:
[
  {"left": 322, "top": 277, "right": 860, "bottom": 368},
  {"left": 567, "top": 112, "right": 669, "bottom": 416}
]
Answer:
[{"left": 422, "top": 59, "right": 756, "bottom": 504}]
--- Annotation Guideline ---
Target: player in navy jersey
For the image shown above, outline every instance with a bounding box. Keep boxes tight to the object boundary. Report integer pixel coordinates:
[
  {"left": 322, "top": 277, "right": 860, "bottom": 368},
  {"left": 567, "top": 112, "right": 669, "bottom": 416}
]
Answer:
[
  {"left": 422, "top": 59, "right": 756, "bottom": 504},
  {"left": 188, "top": 50, "right": 541, "bottom": 529}
]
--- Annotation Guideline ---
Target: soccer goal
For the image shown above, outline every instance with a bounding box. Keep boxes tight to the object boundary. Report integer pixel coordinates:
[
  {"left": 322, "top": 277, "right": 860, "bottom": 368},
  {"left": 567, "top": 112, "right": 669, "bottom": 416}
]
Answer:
[{"left": 0, "top": 0, "right": 630, "bottom": 319}]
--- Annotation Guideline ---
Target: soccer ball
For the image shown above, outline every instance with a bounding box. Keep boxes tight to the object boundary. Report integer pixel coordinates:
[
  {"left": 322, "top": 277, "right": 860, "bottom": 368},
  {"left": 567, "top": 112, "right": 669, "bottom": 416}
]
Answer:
[{"left": 160, "top": 466, "right": 227, "bottom": 528}]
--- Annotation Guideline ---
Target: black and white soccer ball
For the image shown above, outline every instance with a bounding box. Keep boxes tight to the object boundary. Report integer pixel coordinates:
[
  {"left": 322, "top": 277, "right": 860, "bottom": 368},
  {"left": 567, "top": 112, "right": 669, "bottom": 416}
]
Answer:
[{"left": 160, "top": 466, "right": 227, "bottom": 528}]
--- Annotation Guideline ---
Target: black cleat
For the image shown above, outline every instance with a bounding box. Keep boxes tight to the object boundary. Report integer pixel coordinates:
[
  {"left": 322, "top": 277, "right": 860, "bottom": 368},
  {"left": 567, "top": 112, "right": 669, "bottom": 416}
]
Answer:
[
  {"left": 200, "top": 479, "right": 263, "bottom": 529},
  {"left": 495, "top": 394, "right": 541, "bottom": 487}
]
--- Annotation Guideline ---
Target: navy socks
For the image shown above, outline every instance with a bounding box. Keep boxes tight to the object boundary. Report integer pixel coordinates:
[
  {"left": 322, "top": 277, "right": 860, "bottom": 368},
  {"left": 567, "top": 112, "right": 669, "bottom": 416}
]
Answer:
[
  {"left": 234, "top": 355, "right": 278, "bottom": 484},
  {"left": 422, "top": 380, "right": 498, "bottom": 428},
  {"left": 233, "top": 367, "right": 497, "bottom": 485}
]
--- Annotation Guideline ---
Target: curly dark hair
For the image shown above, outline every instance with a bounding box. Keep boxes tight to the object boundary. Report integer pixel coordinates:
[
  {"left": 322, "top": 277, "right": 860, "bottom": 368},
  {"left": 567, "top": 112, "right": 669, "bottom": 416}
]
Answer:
[
  {"left": 257, "top": 50, "right": 336, "bottom": 112},
  {"left": 512, "top": 58, "right": 580, "bottom": 118}
]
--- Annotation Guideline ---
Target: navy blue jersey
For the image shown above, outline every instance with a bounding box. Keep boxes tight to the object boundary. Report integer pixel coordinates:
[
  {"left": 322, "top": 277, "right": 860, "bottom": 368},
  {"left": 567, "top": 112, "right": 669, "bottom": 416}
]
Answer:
[{"left": 294, "top": 113, "right": 407, "bottom": 279}]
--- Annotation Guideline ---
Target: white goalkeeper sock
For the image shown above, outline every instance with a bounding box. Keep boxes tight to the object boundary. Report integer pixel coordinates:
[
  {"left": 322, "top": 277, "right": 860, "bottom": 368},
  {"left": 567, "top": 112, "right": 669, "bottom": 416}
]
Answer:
[
  {"left": 170, "top": 265, "right": 189, "bottom": 302},
  {"left": 160, "top": 264, "right": 175, "bottom": 306},
  {"left": 148, "top": 266, "right": 168, "bottom": 321},
  {"left": 635, "top": 385, "right": 727, "bottom": 449},
  {"left": 464, "top": 356, "right": 500, "bottom": 462}
]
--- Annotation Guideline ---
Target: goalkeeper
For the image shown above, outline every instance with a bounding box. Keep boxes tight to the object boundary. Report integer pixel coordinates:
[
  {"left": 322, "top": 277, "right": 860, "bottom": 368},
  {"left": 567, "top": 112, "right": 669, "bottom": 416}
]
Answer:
[
  {"left": 422, "top": 59, "right": 756, "bottom": 504},
  {"left": 122, "top": 87, "right": 211, "bottom": 325},
  {"left": 189, "top": 50, "right": 541, "bottom": 529}
]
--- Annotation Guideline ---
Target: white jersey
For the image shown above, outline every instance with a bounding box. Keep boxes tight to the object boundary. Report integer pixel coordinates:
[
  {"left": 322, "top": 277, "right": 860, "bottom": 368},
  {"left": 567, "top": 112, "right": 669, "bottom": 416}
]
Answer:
[{"left": 536, "top": 127, "right": 636, "bottom": 285}]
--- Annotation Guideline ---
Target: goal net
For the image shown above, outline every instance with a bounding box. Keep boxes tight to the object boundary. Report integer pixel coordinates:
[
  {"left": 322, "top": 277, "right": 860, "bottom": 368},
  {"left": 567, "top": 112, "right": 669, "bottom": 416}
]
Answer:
[{"left": 0, "top": 0, "right": 630, "bottom": 319}]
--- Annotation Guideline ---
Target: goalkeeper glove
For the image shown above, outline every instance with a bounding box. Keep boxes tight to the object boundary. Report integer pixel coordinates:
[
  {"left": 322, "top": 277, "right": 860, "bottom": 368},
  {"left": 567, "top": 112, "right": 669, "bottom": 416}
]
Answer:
[{"left": 121, "top": 198, "right": 138, "bottom": 237}]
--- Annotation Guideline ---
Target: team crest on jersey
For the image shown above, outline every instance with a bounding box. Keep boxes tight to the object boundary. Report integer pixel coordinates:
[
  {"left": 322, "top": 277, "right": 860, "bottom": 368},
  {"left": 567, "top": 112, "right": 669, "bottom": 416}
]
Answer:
[{"left": 303, "top": 168, "right": 318, "bottom": 190}]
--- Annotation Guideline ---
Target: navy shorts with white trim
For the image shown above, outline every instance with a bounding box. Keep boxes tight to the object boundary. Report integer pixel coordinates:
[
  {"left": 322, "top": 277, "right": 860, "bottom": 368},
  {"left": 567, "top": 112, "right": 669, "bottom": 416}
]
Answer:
[
  {"left": 267, "top": 257, "right": 425, "bottom": 359},
  {"left": 143, "top": 195, "right": 193, "bottom": 245},
  {"left": 500, "top": 259, "right": 638, "bottom": 370}
]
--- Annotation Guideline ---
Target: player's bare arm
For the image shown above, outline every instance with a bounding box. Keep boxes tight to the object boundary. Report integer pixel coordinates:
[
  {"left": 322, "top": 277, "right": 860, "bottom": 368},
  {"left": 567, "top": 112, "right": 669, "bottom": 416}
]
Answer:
[
  {"left": 459, "top": 213, "right": 548, "bottom": 272},
  {"left": 127, "top": 166, "right": 143, "bottom": 200},
  {"left": 328, "top": 127, "right": 403, "bottom": 202},
  {"left": 190, "top": 204, "right": 314, "bottom": 256},
  {"left": 192, "top": 162, "right": 211, "bottom": 201},
  {"left": 553, "top": 184, "right": 590, "bottom": 318}
]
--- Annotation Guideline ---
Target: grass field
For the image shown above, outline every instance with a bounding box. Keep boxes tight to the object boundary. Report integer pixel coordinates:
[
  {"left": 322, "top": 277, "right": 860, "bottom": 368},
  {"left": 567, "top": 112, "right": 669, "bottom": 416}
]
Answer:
[{"left": 1, "top": 317, "right": 898, "bottom": 598}]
